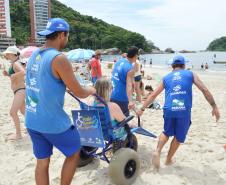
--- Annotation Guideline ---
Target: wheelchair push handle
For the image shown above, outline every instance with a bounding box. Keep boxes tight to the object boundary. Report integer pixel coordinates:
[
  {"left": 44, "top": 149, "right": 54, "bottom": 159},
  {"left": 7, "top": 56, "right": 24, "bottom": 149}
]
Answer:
[
  {"left": 118, "top": 115, "right": 134, "bottom": 127},
  {"left": 67, "top": 90, "right": 108, "bottom": 107},
  {"left": 67, "top": 90, "right": 81, "bottom": 102},
  {"left": 93, "top": 93, "right": 108, "bottom": 107}
]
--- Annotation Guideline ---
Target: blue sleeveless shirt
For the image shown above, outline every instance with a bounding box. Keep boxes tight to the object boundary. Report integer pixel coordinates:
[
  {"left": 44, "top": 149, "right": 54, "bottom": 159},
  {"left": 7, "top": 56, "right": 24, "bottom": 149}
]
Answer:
[
  {"left": 25, "top": 48, "right": 71, "bottom": 133},
  {"left": 163, "top": 70, "right": 193, "bottom": 117},
  {"left": 111, "top": 58, "right": 133, "bottom": 102}
]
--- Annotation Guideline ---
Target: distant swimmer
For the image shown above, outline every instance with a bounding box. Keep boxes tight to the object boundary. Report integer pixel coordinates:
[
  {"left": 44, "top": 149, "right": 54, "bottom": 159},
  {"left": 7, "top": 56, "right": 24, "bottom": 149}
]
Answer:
[
  {"left": 201, "top": 63, "right": 204, "bottom": 70},
  {"left": 205, "top": 62, "right": 209, "bottom": 70}
]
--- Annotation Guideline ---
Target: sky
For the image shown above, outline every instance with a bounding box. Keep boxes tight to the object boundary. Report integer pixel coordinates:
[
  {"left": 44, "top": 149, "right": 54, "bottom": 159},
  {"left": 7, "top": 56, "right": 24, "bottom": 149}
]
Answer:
[{"left": 58, "top": 0, "right": 226, "bottom": 51}]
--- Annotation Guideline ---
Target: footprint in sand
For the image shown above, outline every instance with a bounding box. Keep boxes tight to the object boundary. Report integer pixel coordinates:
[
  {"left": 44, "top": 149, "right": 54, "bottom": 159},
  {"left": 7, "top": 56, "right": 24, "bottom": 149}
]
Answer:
[{"left": 52, "top": 177, "right": 60, "bottom": 185}]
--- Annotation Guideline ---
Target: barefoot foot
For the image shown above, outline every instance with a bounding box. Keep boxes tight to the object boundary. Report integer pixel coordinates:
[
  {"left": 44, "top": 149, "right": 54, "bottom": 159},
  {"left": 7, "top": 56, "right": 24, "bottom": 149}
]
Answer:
[
  {"left": 165, "top": 158, "right": 176, "bottom": 166},
  {"left": 152, "top": 151, "right": 160, "bottom": 169},
  {"left": 6, "top": 133, "right": 25, "bottom": 141}
]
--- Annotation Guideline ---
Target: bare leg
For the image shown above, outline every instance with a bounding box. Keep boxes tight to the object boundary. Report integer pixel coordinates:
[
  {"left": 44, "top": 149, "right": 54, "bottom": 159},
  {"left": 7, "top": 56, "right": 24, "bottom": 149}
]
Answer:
[
  {"left": 134, "top": 81, "right": 142, "bottom": 102},
  {"left": 36, "top": 158, "right": 50, "bottom": 185},
  {"left": 19, "top": 91, "right": 26, "bottom": 133},
  {"left": 19, "top": 97, "right": 25, "bottom": 115},
  {"left": 165, "top": 137, "right": 180, "bottom": 166},
  {"left": 9, "top": 91, "right": 25, "bottom": 140},
  {"left": 152, "top": 133, "right": 169, "bottom": 169},
  {"left": 61, "top": 152, "right": 80, "bottom": 185}
]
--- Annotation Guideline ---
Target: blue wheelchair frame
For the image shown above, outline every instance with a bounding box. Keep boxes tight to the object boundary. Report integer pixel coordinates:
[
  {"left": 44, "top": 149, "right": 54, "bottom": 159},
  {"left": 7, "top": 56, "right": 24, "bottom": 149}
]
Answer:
[{"left": 69, "top": 91, "right": 156, "bottom": 164}]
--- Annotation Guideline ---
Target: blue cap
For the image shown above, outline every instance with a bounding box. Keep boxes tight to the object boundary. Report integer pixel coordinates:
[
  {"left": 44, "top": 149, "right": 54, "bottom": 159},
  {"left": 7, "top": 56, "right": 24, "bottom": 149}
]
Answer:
[
  {"left": 172, "top": 55, "right": 186, "bottom": 65},
  {"left": 37, "top": 18, "right": 69, "bottom": 36}
]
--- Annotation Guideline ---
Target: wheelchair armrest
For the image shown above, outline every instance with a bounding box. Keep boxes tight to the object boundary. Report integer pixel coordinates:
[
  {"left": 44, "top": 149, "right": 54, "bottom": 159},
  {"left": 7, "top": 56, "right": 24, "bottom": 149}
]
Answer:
[{"left": 118, "top": 115, "right": 134, "bottom": 127}]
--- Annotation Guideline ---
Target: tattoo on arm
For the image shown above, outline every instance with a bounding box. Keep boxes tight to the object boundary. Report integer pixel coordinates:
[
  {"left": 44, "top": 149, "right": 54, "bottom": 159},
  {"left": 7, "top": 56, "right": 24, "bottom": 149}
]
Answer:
[{"left": 200, "top": 87, "right": 216, "bottom": 107}]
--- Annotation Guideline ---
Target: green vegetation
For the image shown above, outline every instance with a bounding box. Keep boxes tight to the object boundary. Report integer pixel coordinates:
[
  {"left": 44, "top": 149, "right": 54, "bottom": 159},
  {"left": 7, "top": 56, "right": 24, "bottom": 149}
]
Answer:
[
  {"left": 10, "top": 0, "right": 31, "bottom": 44},
  {"left": 10, "top": 0, "right": 156, "bottom": 52},
  {"left": 207, "top": 37, "right": 226, "bottom": 51}
]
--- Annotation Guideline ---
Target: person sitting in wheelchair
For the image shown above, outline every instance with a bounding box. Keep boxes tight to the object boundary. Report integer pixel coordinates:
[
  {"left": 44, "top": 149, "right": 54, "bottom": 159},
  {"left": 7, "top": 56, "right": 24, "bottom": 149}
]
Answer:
[{"left": 93, "top": 77, "right": 131, "bottom": 139}]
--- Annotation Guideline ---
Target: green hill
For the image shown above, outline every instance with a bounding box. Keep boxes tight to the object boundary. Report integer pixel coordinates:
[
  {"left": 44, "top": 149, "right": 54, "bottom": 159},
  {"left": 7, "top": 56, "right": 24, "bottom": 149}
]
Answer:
[
  {"left": 10, "top": 0, "right": 156, "bottom": 52},
  {"left": 207, "top": 37, "right": 226, "bottom": 51}
]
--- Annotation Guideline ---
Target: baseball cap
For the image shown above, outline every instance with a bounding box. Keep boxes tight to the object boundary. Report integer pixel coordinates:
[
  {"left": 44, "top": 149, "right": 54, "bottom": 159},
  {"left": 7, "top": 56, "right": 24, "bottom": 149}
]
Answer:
[
  {"left": 172, "top": 55, "right": 186, "bottom": 65},
  {"left": 3, "top": 46, "right": 20, "bottom": 55},
  {"left": 37, "top": 18, "right": 70, "bottom": 36}
]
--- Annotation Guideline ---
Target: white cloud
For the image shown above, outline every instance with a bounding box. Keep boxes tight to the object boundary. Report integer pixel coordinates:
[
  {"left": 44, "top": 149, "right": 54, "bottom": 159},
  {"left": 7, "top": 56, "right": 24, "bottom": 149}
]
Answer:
[
  {"left": 58, "top": 0, "right": 226, "bottom": 50},
  {"left": 138, "top": 0, "right": 226, "bottom": 50}
]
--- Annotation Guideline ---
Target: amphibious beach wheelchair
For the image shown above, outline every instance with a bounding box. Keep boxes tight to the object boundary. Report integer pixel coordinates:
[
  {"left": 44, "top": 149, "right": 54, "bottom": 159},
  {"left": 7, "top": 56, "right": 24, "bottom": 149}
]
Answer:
[{"left": 69, "top": 92, "right": 156, "bottom": 185}]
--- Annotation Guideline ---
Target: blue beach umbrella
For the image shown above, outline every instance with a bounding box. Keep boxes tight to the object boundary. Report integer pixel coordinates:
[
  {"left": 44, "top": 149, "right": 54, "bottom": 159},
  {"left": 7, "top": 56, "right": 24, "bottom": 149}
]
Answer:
[{"left": 67, "top": 48, "right": 95, "bottom": 62}]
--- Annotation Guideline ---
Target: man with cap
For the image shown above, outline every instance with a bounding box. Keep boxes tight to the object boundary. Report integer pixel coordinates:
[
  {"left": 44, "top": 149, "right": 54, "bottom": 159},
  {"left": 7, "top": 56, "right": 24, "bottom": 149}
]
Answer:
[
  {"left": 137, "top": 55, "right": 220, "bottom": 169},
  {"left": 89, "top": 50, "right": 102, "bottom": 84},
  {"left": 25, "top": 18, "right": 95, "bottom": 185}
]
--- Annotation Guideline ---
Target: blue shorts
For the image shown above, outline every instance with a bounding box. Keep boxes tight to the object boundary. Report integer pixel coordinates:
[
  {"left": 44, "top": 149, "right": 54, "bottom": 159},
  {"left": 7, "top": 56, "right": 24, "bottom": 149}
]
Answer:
[
  {"left": 110, "top": 99, "right": 129, "bottom": 117},
  {"left": 134, "top": 75, "right": 142, "bottom": 82},
  {"left": 163, "top": 116, "right": 191, "bottom": 143},
  {"left": 27, "top": 126, "right": 81, "bottom": 159},
  {"left": 92, "top": 77, "right": 97, "bottom": 84}
]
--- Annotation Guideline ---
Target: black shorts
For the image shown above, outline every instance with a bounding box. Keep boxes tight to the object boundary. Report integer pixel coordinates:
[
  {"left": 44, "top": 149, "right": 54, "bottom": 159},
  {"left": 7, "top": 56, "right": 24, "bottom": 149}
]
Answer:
[
  {"left": 110, "top": 99, "right": 129, "bottom": 117},
  {"left": 134, "top": 75, "right": 142, "bottom": 82}
]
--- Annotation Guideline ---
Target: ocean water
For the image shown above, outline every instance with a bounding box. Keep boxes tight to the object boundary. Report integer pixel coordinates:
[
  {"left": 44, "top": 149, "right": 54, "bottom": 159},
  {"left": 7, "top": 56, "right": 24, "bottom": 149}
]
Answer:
[{"left": 102, "top": 51, "right": 226, "bottom": 73}]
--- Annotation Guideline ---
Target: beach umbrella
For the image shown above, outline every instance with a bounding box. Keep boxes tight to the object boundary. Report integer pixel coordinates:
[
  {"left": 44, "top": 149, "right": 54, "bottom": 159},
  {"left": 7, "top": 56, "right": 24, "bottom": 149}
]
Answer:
[
  {"left": 66, "top": 48, "right": 95, "bottom": 62},
  {"left": 20, "top": 46, "right": 38, "bottom": 58}
]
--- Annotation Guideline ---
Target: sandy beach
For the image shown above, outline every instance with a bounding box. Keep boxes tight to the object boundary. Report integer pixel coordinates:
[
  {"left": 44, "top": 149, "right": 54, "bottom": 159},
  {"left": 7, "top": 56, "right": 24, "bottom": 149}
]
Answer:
[{"left": 0, "top": 64, "right": 225, "bottom": 185}]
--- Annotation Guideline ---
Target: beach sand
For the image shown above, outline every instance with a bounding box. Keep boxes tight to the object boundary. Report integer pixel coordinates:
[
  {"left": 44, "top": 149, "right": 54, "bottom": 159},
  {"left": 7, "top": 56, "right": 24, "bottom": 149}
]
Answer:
[{"left": 0, "top": 64, "right": 225, "bottom": 185}]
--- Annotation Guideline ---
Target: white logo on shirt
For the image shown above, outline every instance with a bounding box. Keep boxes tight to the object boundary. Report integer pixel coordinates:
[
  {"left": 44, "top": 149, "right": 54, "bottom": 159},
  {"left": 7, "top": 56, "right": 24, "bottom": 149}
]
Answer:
[
  {"left": 173, "top": 85, "right": 181, "bottom": 92},
  {"left": 31, "top": 64, "right": 39, "bottom": 72},
  {"left": 30, "top": 78, "right": 37, "bottom": 86},
  {"left": 172, "top": 72, "right": 182, "bottom": 81}
]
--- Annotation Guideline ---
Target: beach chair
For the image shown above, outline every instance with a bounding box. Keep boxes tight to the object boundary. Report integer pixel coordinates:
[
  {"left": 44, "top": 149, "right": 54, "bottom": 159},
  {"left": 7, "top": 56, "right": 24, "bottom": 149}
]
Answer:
[{"left": 69, "top": 92, "right": 156, "bottom": 185}]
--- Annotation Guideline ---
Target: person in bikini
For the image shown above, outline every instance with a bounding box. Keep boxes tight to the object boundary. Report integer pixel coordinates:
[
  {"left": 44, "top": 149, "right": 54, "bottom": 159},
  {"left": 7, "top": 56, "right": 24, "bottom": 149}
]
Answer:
[{"left": 2, "top": 46, "right": 26, "bottom": 140}]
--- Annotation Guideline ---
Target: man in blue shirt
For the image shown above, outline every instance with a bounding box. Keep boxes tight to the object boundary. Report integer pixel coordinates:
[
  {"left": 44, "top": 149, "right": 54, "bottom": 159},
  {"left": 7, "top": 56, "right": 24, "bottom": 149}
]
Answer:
[
  {"left": 111, "top": 46, "right": 139, "bottom": 116},
  {"left": 25, "top": 18, "right": 95, "bottom": 185},
  {"left": 137, "top": 55, "right": 220, "bottom": 169}
]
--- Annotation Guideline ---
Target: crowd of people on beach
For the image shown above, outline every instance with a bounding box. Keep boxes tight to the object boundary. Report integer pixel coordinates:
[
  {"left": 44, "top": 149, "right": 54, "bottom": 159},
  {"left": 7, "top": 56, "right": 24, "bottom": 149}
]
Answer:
[{"left": 0, "top": 17, "right": 222, "bottom": 185}]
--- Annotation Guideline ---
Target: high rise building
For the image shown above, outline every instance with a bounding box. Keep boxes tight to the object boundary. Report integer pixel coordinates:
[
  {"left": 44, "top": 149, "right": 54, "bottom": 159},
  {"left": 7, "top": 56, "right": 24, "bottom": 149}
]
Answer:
[
  {"left": 29, "top": 0, "right": 51, "bottom": 44},
  {"left": 0, "top": 0, "right": 11, "bottom": 37},
  {"left": 0, "top": 0, "right": 15, "bottom": 51}
]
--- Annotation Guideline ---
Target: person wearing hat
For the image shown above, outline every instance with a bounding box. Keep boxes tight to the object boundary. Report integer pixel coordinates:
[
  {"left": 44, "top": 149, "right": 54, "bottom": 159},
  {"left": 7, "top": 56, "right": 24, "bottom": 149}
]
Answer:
[
  {"left": 25, "top": 18, "right": 96, "bottom": 185},
  {"left": 137, "top": 55, "right": 220, "bottom": 169},
  {"left": 88, "top": 50, "right": 102, "bottom": 84},
  {"left": 2, "top": 46, "right": 26, "bottom": 140}
]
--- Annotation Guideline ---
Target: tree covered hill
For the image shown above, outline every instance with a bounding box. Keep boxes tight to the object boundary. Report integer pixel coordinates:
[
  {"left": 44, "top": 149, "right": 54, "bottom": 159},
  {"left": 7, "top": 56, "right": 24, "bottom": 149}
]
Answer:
[
  {"left": 207, "top": 37, "right": 226, "bottom": 51},
  {"left": 10, "top": 0, "right": 156, "bottom": 52}
]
